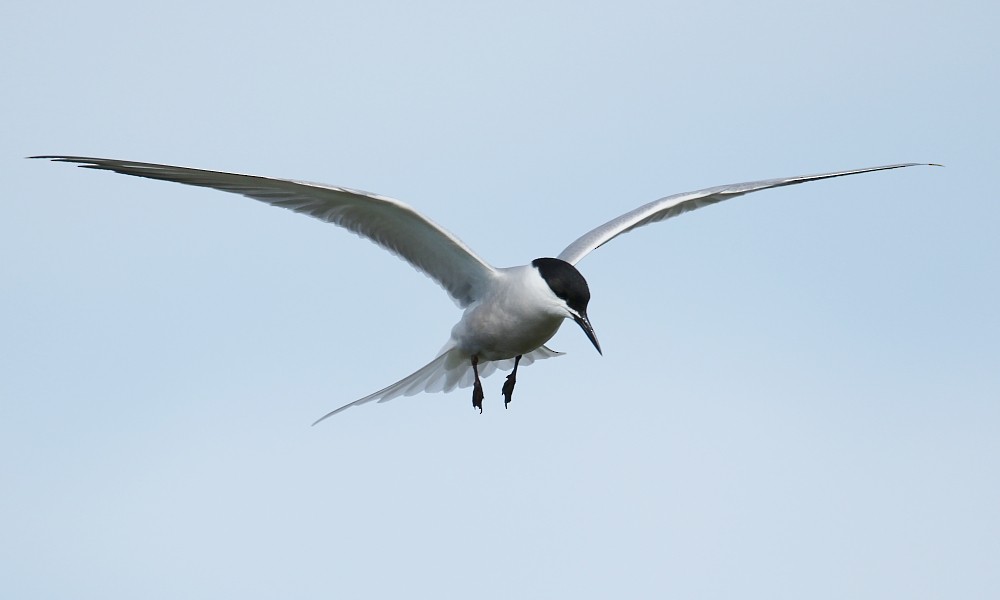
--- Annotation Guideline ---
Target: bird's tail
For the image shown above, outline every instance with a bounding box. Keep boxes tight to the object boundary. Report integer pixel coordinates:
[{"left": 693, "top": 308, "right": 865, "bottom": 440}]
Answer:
[{"left": 312, "top": 345, "right": 564, "bottom": 424}]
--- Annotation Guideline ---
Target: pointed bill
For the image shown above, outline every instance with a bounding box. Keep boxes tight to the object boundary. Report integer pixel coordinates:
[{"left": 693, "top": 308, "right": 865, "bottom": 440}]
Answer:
[{"left": 574, "top": 313, "right": 602, "bottom": 355}]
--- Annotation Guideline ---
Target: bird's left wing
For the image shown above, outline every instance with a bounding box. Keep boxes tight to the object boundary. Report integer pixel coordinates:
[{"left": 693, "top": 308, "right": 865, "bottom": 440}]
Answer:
[
  {"left": 557, "top": 163, "right": 936, "bottom": 265},
  {"left": 33, "top": 156, "right": 497, "bottom": 307}
]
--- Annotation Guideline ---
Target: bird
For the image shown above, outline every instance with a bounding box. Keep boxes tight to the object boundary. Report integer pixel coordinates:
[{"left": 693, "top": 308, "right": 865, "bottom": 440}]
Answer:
[{"left": 32, "top": 156, "right": 935, "bottom": 422}]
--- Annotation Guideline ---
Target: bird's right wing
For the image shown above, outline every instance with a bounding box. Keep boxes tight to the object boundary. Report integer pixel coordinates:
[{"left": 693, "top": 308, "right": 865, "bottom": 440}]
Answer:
[
  {"left": 557, "top": 163, "right": 935, "bottom": 265},
  {"left": 34, "top": 156, "right": 497, "bottom": 307}
]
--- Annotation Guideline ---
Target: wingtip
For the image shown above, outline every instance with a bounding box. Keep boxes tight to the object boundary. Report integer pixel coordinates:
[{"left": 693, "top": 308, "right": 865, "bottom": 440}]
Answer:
[{"left": 27, "top": 155, "right": 85, "bottom": 163}]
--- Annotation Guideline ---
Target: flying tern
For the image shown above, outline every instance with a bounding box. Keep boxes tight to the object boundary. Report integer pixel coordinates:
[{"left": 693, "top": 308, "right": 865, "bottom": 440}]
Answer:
[{"left": 33, "top": 156, "right": 934, "bottom": 422}]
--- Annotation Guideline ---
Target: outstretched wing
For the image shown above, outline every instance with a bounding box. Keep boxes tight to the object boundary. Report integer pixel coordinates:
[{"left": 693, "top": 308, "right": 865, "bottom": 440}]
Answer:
[
  {"left": 557, "top": 163, "right": 935, "bottom": 265},
  {"left": 34, "top": 155, "right": 497, "bottom": 307}
]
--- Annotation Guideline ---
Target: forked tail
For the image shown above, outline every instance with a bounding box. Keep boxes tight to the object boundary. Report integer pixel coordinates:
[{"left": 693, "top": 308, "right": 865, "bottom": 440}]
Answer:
[{"left": 312, "top": 345, "right": 564, "bottom": 424}]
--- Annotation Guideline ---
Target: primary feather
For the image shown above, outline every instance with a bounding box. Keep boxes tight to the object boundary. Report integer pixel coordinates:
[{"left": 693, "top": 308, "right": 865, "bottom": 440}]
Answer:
[
  {"left": 32, "top": 155, "right": 496, "bottom": 307},
  {"left": 557, "top": 163, "right": 929, "bottom": 265}
]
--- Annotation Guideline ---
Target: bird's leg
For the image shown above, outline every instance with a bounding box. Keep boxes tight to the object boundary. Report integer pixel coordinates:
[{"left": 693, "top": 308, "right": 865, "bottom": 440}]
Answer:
[
  {"left": 471, "top": 355, "right": 484, "bottom": 414},
  {"left": 502, "top": 355, "right": 522, "bottom": 409}
]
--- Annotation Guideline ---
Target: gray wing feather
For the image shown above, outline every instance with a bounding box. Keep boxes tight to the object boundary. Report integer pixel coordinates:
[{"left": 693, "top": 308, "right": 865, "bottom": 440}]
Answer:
[
  {"left": 34, "top": 155, "right": 497, "bottom": 307},
  {"left": 557, "top": 163, "right": 934, "bottom": 265}
]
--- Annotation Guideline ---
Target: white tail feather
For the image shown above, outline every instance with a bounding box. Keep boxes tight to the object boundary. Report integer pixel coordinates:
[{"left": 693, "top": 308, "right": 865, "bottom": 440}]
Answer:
[{"left": 312, "top": 345, "right": 564, "bottom": 424}]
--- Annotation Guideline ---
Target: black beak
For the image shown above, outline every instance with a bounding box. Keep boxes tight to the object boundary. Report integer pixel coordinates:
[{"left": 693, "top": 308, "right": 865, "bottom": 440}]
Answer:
[{"left": 573, "top": 312, "right": 602, "bottom": 355}]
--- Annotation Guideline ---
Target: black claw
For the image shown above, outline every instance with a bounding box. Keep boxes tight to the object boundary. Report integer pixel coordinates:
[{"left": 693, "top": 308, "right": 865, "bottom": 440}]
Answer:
[
  {"left": 473, "top": 380, "right": 484, "bottom": 413},
  {"left": 502, "top": 355, "right": 522, "bottom": 410},
  {"left": 502, "top": 374, "right": 516, "bottom": 409}
]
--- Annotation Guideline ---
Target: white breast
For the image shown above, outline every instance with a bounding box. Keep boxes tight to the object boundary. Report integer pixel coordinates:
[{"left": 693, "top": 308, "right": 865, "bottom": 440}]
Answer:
[{"left": 448, "top": 265, "right": 570, "bottom": 361}]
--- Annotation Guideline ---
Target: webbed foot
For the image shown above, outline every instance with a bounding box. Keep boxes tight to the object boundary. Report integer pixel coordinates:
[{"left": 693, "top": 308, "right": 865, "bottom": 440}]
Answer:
[
  {"left": 471, "top": 355, "right": 484, "bottom": 414},
  {"left": 501, "top": 355, "right": 522, "bottom": 409}
]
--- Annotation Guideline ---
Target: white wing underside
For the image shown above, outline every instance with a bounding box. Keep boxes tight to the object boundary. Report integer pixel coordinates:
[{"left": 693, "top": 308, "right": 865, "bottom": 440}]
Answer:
[
  {"left": 33, "top": 155, "right": 497, "bottom": 307},
  {"left": 557, "top": 163, "right": 932, "bottom": 265},
  {"left": 312, "top": 345, "right": 565, "bottom": 424}
]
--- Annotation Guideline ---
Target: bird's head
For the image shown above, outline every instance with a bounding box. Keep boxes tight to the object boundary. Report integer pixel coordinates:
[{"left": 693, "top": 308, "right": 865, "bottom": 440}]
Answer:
[{"left": 531, "top": 257, "right": 602, "bottom": 355}]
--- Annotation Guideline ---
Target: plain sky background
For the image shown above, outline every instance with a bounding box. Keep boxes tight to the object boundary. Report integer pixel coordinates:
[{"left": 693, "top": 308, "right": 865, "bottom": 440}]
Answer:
[{"left": 2, "top": 1, "right": 998, "bottom": 598}]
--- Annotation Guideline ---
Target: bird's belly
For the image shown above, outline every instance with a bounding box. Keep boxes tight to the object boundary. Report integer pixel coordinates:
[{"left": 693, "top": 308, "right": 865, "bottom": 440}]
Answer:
[{"left": 451, "top": 304, "right": 564, "bottom": 361}]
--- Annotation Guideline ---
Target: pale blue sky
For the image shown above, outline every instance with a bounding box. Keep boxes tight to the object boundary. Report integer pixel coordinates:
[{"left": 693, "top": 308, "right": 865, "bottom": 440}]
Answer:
[{"left": 3, "top": 1, "right": 998, "bottom": 598}]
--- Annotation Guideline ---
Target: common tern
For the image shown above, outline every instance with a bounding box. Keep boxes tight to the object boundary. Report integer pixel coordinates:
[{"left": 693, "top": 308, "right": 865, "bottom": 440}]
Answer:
[{"left": 33, "top": 156, "right": 934, "bottom": 422}]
